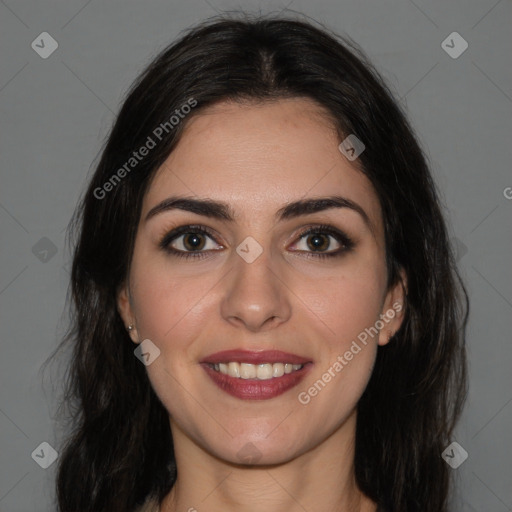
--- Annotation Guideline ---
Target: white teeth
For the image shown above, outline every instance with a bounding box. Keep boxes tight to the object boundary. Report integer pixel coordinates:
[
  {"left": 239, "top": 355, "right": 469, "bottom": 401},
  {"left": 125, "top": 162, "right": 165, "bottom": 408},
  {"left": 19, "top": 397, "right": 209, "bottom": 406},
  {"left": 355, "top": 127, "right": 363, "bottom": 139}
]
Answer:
[
  {"left": 227, "top": 361, "right": 240, "bottom": 378},
  {"left": 273, "top": 362, "right": 284, "bottom": 377},
  {"left": 240, "top": 363, "right": 256, "bottom": 379},
  {"left": 256, "top": 363, "right": 273, "bottom": 380},
  {"left": 211, "top": 361, "right": 304, "bottom": 379}
]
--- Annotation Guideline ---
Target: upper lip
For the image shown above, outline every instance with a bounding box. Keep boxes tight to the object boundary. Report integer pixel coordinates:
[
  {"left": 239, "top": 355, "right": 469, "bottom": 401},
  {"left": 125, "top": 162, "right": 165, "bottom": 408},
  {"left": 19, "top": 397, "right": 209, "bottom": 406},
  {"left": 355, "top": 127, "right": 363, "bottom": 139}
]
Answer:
[{"left": 200, "top": 349, "right": 312, "bottom": 365}]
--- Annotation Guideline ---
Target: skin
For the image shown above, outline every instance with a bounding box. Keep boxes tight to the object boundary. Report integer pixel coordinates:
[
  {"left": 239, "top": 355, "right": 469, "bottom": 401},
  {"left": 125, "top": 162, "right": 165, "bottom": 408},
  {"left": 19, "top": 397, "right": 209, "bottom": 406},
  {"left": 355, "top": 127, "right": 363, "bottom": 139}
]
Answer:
[{"left": 118, "top": 98, "right": 406, "bottom": 512}]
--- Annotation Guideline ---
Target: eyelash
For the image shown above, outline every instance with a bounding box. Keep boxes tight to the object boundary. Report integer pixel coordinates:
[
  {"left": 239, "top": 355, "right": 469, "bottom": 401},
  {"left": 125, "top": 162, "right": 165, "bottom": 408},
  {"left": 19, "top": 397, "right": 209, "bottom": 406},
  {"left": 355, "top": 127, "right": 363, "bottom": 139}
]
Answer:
[{"left": 158, "top": 224, "right": 355, "bottom": 261}]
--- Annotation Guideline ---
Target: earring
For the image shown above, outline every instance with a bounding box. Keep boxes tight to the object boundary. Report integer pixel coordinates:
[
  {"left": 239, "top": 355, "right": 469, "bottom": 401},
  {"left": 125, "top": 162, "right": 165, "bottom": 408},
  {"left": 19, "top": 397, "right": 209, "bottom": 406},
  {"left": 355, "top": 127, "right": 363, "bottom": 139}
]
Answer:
[{"left": 127, "top": 324, "right": 134, "bottom": 331}]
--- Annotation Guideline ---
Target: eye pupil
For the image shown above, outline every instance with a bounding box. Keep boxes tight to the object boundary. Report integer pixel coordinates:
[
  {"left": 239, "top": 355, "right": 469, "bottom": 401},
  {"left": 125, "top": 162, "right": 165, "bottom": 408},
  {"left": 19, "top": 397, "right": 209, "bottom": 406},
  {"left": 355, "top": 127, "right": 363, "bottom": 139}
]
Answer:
[
  {"left": 184, "top": 233, "right": 205, "bottom": 251},
  {"left": 308, "top": 234, "right": 329, "bottom": 251}
]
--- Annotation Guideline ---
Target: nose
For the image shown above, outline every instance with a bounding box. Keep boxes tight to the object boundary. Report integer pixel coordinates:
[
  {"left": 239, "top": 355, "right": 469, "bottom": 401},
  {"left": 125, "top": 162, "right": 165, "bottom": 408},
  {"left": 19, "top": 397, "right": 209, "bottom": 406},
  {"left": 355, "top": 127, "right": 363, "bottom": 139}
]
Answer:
[{"left": 220, "top": 245, "right": 292, "bottom": 332}]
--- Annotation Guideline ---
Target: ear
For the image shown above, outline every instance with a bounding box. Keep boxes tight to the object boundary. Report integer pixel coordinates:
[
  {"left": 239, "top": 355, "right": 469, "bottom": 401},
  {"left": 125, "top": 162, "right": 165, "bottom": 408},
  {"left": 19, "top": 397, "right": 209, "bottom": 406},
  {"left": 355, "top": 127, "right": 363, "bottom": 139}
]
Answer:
[
  {"left": 378, "top": 269, "right": 407, "bottom": 346},
  {"left": 117, "top": 283, "right": 140, "bottom": 344}
]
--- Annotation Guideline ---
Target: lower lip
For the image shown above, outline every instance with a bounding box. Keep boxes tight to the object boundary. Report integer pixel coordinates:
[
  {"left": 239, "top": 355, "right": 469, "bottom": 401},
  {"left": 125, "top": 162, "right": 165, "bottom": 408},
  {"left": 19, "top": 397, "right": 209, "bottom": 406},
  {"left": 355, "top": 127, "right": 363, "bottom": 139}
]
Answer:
[{"left": 201, "top": 363, "right": 313, "bottom": 400}]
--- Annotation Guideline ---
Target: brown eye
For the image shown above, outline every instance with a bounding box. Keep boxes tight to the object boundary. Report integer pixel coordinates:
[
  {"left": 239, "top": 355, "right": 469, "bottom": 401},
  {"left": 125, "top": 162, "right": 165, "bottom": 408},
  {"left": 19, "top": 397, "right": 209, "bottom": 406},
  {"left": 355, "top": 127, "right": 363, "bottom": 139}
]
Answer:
[
  {"left": 159, "top": 225, "right": 223, "bottom": 260},
  {"left": 289, "top": 224, "right": 354, "bottom": 260},
  {"left": 304, "top": 233, "right": 335, "bottom": 252},
  {"left": 180, "top": 232, "right": 207, "bottom": 251}
]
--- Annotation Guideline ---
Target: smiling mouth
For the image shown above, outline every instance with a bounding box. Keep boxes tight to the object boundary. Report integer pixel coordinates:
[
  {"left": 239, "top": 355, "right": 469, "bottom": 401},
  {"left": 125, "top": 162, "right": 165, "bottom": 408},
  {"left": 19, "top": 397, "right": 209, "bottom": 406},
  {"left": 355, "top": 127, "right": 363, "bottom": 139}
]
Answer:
[
  {"left": 201, "top": 362, "right": 313, "bottom": 400},
  {"left": 208, "top": 361, "right": 304, "bottom": 380},
  {"left": 200, "top": 349, "right": 312, "bottom": 400}
]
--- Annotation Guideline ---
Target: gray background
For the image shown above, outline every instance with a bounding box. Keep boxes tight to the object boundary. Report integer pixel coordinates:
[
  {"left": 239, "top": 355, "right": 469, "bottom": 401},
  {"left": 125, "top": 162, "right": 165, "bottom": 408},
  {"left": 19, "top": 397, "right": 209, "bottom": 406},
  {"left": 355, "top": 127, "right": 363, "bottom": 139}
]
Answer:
[{"left": 0, "top": 0, "right": 511, "bottom": 511}]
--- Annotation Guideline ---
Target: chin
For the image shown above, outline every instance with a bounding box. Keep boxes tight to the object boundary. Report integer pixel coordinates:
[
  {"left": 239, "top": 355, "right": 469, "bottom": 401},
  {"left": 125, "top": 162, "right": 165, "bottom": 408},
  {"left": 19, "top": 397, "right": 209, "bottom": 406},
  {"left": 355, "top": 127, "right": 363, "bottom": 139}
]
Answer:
[{"left": 206, "top": 431, "right": 311, "bottom": 467}]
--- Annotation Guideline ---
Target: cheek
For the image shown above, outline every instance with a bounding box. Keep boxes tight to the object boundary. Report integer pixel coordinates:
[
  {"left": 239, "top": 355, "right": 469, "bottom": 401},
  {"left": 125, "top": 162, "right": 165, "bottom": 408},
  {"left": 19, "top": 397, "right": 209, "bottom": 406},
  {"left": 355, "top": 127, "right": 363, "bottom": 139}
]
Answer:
[
  {"left": 296, "top": 262, "right": 386, "bottom": 348},
  {"left": 129, "top": 254, "right": 215, "bottom": 349},
  {"left": 128, "top": 259, "right": 217, "bottom": 421},
  {"left": 292, "top": 265, "right": 385, "bottom": 404}
]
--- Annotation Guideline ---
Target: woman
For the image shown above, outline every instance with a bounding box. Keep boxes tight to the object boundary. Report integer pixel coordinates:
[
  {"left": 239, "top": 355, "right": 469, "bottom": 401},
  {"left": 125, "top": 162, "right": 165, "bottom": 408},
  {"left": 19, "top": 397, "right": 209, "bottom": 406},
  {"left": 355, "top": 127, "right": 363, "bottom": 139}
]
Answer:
[{"left": 52, "top": 13, "right": 468, "bottom": 512}]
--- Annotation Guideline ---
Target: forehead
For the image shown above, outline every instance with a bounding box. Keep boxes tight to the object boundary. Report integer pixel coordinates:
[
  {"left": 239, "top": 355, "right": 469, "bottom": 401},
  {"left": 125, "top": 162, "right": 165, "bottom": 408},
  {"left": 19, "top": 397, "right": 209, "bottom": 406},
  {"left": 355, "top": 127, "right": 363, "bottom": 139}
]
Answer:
[{"left": 143, "top": 98, "right": 382, "bottom": 232}]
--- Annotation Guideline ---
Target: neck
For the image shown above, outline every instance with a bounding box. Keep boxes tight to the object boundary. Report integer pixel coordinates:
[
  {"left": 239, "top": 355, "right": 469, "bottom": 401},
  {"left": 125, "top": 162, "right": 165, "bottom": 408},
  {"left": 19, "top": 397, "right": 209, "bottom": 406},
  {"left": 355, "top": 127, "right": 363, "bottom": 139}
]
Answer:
[{"left": 161, "top": 410, "right": 377, "bottom": 512}]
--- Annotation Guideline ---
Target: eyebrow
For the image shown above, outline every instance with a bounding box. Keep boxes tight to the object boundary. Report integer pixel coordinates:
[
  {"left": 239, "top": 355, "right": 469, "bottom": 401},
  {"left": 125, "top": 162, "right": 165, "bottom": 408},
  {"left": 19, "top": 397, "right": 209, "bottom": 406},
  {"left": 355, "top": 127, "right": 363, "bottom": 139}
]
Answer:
[{"left": 145, "top": 195, "right": 373, "bottom": 231}]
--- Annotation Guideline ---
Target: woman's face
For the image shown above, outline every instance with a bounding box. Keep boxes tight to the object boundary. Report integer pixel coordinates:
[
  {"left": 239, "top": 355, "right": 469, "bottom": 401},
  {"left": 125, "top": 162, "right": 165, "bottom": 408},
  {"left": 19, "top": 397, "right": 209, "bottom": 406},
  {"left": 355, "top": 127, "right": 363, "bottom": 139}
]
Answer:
[{"left": 118, "top": 98, "right": 405, "bottom": 465}]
